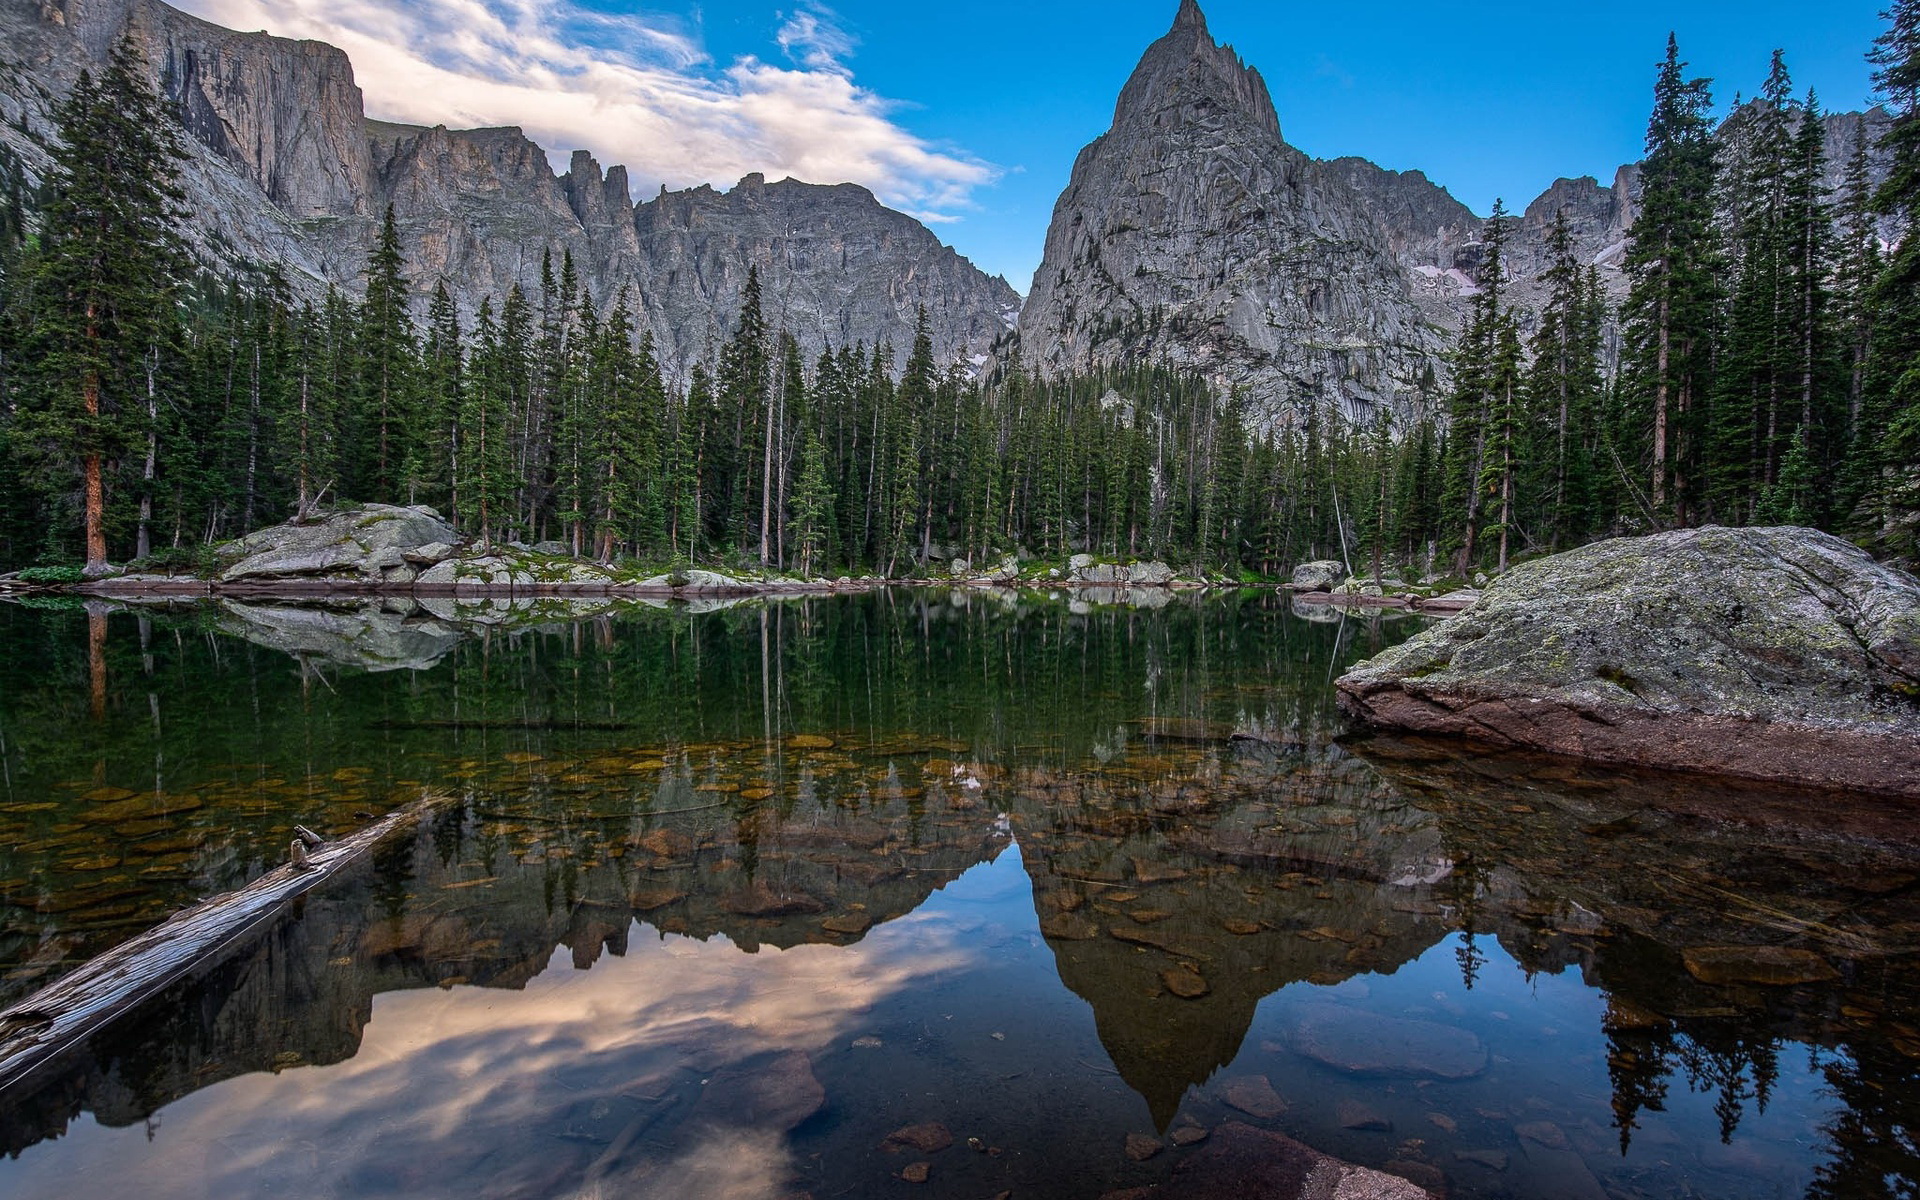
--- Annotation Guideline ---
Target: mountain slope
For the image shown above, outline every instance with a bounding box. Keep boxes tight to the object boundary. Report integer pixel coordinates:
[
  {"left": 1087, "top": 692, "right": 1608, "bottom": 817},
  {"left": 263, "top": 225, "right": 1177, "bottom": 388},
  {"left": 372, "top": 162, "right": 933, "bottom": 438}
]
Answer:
[
  {"left": 0, "top": 0, "right": 1020, "bottom": 381},
  {"left": 1015, "top": 0, "right": 1445, "bottom": 427}
]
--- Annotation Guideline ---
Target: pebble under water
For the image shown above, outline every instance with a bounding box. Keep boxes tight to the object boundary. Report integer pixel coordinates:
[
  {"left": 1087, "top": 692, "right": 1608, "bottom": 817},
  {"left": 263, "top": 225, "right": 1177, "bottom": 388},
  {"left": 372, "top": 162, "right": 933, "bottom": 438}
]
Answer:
[{"left": 0, "top": 589, "right": 1915, "bottom": 1199}]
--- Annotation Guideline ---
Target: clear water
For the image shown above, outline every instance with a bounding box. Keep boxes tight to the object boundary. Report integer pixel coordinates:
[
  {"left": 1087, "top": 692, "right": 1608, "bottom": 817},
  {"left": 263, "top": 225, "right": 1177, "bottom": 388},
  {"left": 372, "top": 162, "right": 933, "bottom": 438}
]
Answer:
[{"left": 0, "top": 592, "right": 1914, "bottom": 1199}]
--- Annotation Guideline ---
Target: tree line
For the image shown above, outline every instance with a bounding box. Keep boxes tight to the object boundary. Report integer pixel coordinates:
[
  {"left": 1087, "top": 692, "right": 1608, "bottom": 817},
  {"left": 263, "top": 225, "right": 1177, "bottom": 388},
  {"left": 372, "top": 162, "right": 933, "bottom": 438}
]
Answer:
[
  {"left": 1, "top": 10, "right": 1917, "bottom": 581},
  {"left": 1440, "top": 13, "right": 1920, "bottom": 572}
]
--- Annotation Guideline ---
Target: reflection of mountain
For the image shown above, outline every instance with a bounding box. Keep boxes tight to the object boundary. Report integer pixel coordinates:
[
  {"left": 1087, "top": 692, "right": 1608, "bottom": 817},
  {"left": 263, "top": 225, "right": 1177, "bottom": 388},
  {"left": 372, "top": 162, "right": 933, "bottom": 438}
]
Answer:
[
  {"left": 0, "top": 767, "right": 1010, "bottom": 1157},
  {"left": 3, "top": 593, "right": 1918, "bottom": 1195},
  {"left": 1017, "top": 742, "right": 1451, "bottom": 1125}
]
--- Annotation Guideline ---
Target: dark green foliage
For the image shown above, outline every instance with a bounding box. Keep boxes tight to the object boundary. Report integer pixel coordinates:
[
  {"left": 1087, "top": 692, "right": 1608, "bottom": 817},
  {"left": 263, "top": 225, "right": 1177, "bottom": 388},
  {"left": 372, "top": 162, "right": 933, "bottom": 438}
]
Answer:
[
  {"left": 1863, "top": 0, "right": 1920, "bottom": 560},
  {"left": 11, "top": 36, "right": 187, "bottom": 570},
  {"left": 1622, "top": 35, "right": 1721, "bottom": 525},
  {"left": 3, "top": 22, "right": 1918, "bottom": 579}
]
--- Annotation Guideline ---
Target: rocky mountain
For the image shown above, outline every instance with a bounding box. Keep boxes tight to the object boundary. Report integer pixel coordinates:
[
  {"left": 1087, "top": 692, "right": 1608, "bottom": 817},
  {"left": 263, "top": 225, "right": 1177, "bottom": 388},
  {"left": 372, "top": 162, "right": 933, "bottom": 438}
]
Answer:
[
  {"left": 1332, "top": 106, "right": 1891, "bottom": 341},
  {"left": 0, "top": 0, "right": 1020, "bottom": 381},
  {"left": 1015, "top": 0, "right": 1446, "bottom": 429}
]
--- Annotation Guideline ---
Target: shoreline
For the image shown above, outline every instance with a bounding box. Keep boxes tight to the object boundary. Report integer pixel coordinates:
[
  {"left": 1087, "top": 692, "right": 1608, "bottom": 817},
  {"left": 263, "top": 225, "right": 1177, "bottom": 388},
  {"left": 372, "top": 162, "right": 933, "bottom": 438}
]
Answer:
[{"left": 0, "top": 575, "right": 1474, "bottom": 614}]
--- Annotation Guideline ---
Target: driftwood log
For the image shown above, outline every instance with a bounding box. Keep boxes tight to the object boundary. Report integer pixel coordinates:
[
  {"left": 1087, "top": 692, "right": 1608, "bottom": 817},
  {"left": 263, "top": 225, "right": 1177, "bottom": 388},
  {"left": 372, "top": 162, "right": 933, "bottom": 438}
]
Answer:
[{"left": 0, "top": 792, "right": 454, "bottom": 1096}]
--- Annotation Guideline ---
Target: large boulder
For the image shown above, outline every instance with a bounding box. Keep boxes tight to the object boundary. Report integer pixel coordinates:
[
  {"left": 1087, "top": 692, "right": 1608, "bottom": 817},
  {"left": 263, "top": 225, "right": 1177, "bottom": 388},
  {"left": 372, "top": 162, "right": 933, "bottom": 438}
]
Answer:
[
  {"left": 1291, "top": 561, "right": 1348, "bottom": 592},
  {"left": 221, "top": 505, "right": 460, "bottom": 583},
  {"left": 1337, "top": 527, "right": 1920, "bottom": 797}
]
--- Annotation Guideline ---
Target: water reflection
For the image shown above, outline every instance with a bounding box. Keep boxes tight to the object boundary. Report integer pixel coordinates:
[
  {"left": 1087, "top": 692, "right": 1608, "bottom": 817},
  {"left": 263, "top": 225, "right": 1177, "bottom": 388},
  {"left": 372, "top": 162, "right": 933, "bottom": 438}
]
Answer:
[{"left": 0, "top": 596, "right": 1914, "bottom": 1198}]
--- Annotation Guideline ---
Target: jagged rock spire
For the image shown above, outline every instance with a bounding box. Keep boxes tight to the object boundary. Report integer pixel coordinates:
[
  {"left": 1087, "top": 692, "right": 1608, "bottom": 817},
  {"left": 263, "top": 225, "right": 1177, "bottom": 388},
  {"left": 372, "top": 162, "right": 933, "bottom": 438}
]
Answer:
[
  {"left": 1173, "top": 0, "right": 1208, "bottom": 32},
  {"left": 1017, "top": 0, "right": 1442, "bottom": 431},
  {"left": 1113, "top": 0, "right": 1278, "bottom": 141}
]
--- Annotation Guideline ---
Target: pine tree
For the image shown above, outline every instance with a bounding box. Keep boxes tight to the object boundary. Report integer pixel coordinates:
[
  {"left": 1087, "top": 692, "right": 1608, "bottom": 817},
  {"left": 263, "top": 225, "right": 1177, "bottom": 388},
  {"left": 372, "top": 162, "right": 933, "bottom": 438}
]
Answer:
[
  {"left": 1441, "top": 201, "right": 1512, "bottom": 571},
  {"left": 1866, "top": 0, "right": 1920, "bottom": 555},
  {"left": 1525, "top": 209, "right": 1607, "bottom": 548},
  {"left": 15, "top": 37, "right": 187, "bottom": 572},
  {"left": 354, "top": 205, "right": 415, "bottom": 503},
  {"left": 1622, "top": 35, "right": 1720, "bottom": 524},
  {"left": 416, "top": 281, "right": 462, "bottom": 512}
]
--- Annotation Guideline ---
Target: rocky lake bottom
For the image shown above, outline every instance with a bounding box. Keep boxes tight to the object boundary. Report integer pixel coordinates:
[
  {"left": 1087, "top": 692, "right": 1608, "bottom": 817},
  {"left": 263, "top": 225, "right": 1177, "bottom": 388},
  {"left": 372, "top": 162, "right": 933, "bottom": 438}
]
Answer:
[{"left": 0, "top": 591, "right": 1913, "bottom": 1199}]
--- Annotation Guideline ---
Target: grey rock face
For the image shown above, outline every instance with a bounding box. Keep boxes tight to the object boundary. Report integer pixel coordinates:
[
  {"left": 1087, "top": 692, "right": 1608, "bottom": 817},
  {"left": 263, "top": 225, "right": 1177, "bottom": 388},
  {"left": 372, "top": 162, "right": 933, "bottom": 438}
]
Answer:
[
  {"left": 1290, "top": 561, "right": 1348, "bottom": 592},
  {"left": 0, "top": 0, "right": 1019, "bottom": 385},
  {"left": 1337, "top": 526, "right": 1920, "bottom": 797},
  {"left": 221, "top": 505, "right": 460, "bottom": 583},
  {"left": 1337, "top": 105, "right": 1890, "bottom": 347},
  {"left": 1017, "top": 1, "right": 1445, "bottom": 429}
]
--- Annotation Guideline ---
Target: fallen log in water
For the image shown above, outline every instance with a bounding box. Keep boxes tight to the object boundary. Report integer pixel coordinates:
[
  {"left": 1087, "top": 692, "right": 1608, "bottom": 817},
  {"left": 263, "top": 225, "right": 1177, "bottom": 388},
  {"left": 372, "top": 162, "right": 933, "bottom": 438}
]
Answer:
[{"left": 0, "top": 792, "right": 455, "bottom": 1096}]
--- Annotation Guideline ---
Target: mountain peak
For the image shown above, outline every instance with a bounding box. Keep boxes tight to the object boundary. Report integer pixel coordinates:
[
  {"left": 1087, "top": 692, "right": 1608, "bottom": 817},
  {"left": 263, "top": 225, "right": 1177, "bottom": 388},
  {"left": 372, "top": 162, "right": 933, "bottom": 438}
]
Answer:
[{"left": 1114, "top": 0, "right": 1280, "bottom": 141}]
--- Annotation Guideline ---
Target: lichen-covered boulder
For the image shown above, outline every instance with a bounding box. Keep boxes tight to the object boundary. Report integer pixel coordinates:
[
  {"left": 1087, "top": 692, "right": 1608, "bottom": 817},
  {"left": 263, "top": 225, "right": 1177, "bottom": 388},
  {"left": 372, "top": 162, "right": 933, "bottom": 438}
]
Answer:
[
  {"left": 221, "top": 505, "right": 460, "bottom": 583},
  {"left": 1291, "top": 561, "right": 1348, "bottom": 592},
  {"left": 1337, "top": 526, "right": 1920, "bottom": 797}
]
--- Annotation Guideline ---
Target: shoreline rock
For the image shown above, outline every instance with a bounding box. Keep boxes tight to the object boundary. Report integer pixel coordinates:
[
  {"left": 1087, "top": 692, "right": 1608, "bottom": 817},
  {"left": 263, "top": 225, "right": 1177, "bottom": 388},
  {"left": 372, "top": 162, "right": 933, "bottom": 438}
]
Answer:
[{"left": 1336, "top": 526, "right": 1920, "bottom": 798}]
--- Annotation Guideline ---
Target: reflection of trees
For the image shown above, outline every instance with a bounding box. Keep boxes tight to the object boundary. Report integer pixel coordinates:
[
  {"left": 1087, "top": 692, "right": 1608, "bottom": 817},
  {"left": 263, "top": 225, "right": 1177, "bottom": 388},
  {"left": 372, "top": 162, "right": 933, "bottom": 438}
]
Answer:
[
  {"left": 1811, "top": 1043, "right": 1920, "bottom": 1200},
  {"left": 1607, "top": 1016, "right": 1782, "bottom": 1149}
]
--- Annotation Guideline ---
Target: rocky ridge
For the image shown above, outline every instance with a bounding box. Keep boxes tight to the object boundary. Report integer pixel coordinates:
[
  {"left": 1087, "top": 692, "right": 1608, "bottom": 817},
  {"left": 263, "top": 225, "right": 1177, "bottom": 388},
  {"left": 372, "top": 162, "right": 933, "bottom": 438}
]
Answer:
[
  {"left": 1336, "top": 526, "right": 1920, "bottom": 797},
  {"left": 0, "top": 0, "right": 1020, "bottom": 380}
]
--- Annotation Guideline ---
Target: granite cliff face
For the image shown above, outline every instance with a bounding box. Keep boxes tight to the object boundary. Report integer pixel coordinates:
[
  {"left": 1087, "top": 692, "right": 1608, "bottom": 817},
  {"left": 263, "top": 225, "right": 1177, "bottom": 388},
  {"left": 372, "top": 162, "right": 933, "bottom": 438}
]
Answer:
[
  {"left": 0, "top": 0, "right": 1020, "bottom": 381},
  {"left": 1016, "top": 0, "right": 1446, "bottom": 428}
]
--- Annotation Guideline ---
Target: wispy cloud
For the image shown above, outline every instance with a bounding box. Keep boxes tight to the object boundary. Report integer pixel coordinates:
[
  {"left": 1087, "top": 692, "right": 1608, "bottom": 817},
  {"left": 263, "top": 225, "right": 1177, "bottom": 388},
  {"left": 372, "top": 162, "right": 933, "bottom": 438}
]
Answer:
[
  {"left": 172, "top": 0, "right": 996, "bottom": 222},
  {"left": 776, "top": 3, "right": 856, "bottom": 75}
]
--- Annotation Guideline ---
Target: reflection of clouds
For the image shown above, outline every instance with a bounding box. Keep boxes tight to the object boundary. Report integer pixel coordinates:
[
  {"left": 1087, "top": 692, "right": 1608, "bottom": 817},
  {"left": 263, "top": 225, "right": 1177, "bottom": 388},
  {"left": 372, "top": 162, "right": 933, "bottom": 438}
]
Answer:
[
  {"left": 8, "top": 923, "right": 974, "bottom": 1199},
  {"left": 581, "top": 1128, "right": 794, "bottom": 1200}
]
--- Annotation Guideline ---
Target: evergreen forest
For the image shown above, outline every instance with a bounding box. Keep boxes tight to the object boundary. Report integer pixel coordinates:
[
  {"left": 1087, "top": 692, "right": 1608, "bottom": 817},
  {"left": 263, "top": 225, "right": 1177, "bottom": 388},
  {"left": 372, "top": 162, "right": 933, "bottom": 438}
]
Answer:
[{"left": 0, "top": 8, "right": 1917, "bottom": 581}]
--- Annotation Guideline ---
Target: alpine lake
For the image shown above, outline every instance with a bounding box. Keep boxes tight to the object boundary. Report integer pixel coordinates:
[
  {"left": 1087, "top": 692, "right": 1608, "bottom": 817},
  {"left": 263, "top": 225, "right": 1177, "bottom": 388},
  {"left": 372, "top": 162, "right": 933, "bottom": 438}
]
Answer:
[{"left": 0, "top": 588, "right": 1914, "bottom": 1200}]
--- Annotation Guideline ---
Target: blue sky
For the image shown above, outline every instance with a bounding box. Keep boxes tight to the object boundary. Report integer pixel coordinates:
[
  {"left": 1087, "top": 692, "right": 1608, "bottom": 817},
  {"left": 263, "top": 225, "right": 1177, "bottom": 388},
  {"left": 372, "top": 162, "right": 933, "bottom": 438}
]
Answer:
[{"left": 183, "top": 0, "right": 1889, "bottom": 291}]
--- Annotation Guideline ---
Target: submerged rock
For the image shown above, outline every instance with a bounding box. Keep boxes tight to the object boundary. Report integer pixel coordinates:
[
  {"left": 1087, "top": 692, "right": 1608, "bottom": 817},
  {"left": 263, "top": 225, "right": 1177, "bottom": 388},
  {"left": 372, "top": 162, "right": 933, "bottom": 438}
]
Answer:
[
  {"left": 1682, "top": 945, "right": 1840, "bottom": 987},
  {"left": 1289, "top": 1007, "right": 1487, "bottom": 1079},
  {"left": 1159, "top": 1122, "right": 1433, "bottom": 1199},
  {"left": 1220, "top": 1075, "right": 1287, "bottom": 1119},
  {"left": 1337, "top": 527, "right": 1920, "bottom": 797}
]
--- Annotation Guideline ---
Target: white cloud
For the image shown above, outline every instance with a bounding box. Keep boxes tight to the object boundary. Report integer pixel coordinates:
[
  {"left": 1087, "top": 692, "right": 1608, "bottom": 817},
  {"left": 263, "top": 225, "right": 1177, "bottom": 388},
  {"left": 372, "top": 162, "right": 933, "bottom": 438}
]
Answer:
[
  {"left": 776, "top": 3, "right": 856, "bottom": 75},
  {"left": 171, "top": 0, "right": 997, "bottom": 223}
]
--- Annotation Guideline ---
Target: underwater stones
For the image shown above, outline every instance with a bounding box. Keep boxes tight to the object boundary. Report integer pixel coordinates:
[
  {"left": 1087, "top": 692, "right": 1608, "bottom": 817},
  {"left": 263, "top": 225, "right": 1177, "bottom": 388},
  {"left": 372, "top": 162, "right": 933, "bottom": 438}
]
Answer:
[
  {"left": 1109, "top": 925, "right": 1208, "bottom": 959},
  {"left": 789, "top": 735, "right": 837, "bottom": 751},
  {"left": 1682, "top": 945, "right": 1840, "bottom": 987},
  {"left": 1338, "top": 1099, "right": 1392, "bottom": 1131},
  {"left": 629, "top": 888, "right": 686, "bottom": 913},
  {"left": 899, "top": 1161, "right": 931, "bottom": 1183},
  {"left": 1158, "top": 1123, "right": 1434, "bottom": 1200},
  {"left": 1338, "top": 526, "right": 1920, "bottom": 797},
  {"left": 1453, "top": 1148, "right": 1509, "bottom": 1171},
  {"left": 1221, "top": 1075, "right": 1287, "bottom": 1120},
  {"left": 692, "top": 1051, "right": 824, "bottom": 1132},
  {"left": 719, "top": 882, "right": 825, "bottom": 917},
  {"left": 1515, "top": 1120, "right": 1570, "bottom": 1150},
  {"left": 1169, "top": 1121, "right": 1209, "bottom": 1146},
  {"left": 1040, "top": 913, "right": 1102, "bottom": 941},
  {"left": 1290, "top": 1008, "right": 1488, "bottom": 1079},
  {"left": 821, "top": 912, "right": 873, "bottom": 935},
  {"left": 1125, "top": 1132, "right": 1165, "bottom": 1161},
  {"left": 1161, "top": 965, "right": 1211, "bottom": 999},
  {"left": 883, "top": 1123, "right": 954, "bottom": 1154}
]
